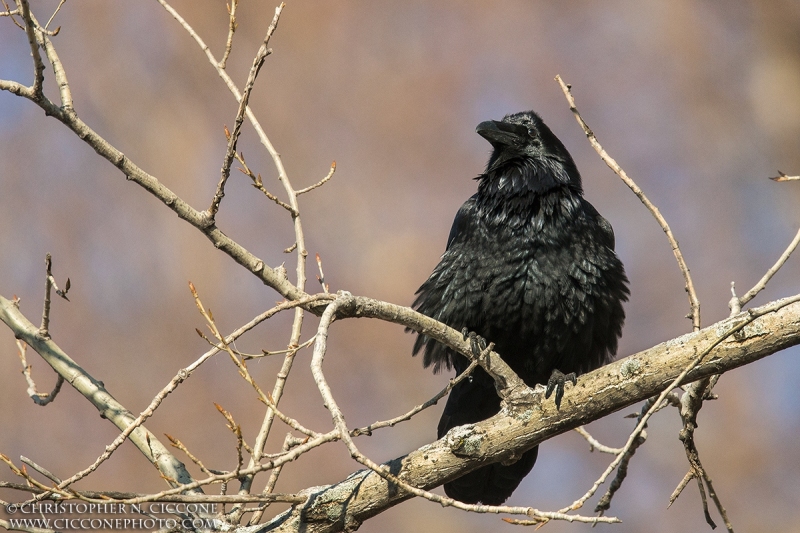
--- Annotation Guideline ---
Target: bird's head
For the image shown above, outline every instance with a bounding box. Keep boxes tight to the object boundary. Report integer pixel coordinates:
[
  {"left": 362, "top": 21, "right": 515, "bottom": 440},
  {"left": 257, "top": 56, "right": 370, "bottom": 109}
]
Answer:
[{"left": 476, "top": 110, "right": 582, "bottom": 193}]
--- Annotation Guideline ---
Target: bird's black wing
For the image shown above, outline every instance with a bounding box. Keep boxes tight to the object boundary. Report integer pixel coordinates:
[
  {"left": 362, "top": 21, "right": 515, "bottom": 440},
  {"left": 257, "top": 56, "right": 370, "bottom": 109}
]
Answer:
[
  {"left": 411, "top": 194, "right": 481, "bottom": 372},
  {"left": 446, "top": 193, "right": 478, "bottom": 251},
  {"left": 581, "top": 198, "right": 616, "bottom": 250}
]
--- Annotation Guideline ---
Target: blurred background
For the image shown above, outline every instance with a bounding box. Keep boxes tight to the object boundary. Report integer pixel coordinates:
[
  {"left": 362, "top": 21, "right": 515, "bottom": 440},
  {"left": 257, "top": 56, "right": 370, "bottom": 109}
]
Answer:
[{"left": 1, "top": 1, "right": 800, "bottom": 531}]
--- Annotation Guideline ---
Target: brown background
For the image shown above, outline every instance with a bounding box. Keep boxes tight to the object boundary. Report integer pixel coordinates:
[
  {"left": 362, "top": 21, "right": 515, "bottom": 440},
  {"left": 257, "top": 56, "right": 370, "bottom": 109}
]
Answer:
[{"left": 1, "top": 1, "right": 800, "bottom": 532}]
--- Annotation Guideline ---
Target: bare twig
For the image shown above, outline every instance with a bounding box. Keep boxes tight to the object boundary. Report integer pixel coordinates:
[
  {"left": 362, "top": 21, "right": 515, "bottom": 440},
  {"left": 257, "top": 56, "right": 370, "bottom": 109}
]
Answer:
[
  {"left": 1, "top": 0, "right": 23, "bottom": 27},
  {"left": 241, "top": 277, "right": 311, "bottom": 519},
  {"left": 1, "top": 454, "right": 73, "bottom": 500},
  {"left": 218, "top": 0, "right": 238, "bottom": 69},
  {"left": 296, "top": 161, "right": 336, "bottom": 195},
  {"left": 156, "top": 0, "right": 308, "bottom": 301},
  {"left": 5, "top": 9, "right": 315, "bottom": 513},
  {"left": 20, "top": 457, "right": 61, "bottom": 484},
  {"left": 677, "top": 433, "right": 726, "bottom": 530},
  {"left": 681, "top": 171, "right": 800, "bottom": 532},
  {"left": 40, "top": 254, "right": 70, "bottom": 339},
  {"left": 729, "top": 227, "right": 800, "bottom": 315},
  {"left": 215, "top": 403, "right": 254, "bottom": 458},
  {"left": 674, "top": 376, "right": 734, "bottom": 531},
  {"left": 190, "top": 283, "right": 320, "bottom": 438},
  {"left": 315, "top": 253, "right": 330, "bottom": 293},
  {"left": 237, "top": 153, "right": 297, "bottom": 214},
  {"left": 250, "top": 173, "right": 298, "bottom": 213},
  {"left": 593, "top": 392, "right": 678, "bottom": 513},
  {"left": 552, "top": 77, "right": 733, "bottom": 518},
  {"left": 252, "top": 335, "right": 315, "bottom": 359},
  {"left": 669, "top": 470, "right": 694, "bottom": 507},
  {"left": 248, "top": 433, "right": 304, "bottom": 525},
  {"left": 17, "top": 339, "right": 64, "bottom": 406},
  {"left": 574, "top": 427, "right": 623, "bottom": 455},
  {"left": 556, "top": 75, "right": 701, "bottom": 331},
  {"left": 166, "top": 434, "right": 219, "bottom": 478},
  {"left": 351, "top": 360, "right": 479, "bottom": 437},
  {"left": 704, "top": 183, "right": 800, "bottom": 529},
  {"left": 769, "top": 170, "right": 800, "bottom": 182},
  {"left": 155, "top": 3, "right": 311, "bottom": 351},
  {"left": 43, "top": 0, "right": 66, "bottom": 32},
  {"left": 18, "top": 0, "right": 45, "bottom": 100},
  {"left": 209, "top": 4, "right": 283, "bottom": 217},
  {"left": 39, "top": 254, "right": 53, "bottom": 337},
  {"left": 7, "top": 430, "right": 337, "bottom": 510},
  {"left": 30, "top": 12, "right": 71, "bottom": 111},
  {"left": 594, "top": 406, "right": 648, "bottom": 514},
  {"left": 57, "top": 430, "right": 337, "bottom": 504},
  {"left": 0, "top": 80, "right": 303, "bottom": 300}
]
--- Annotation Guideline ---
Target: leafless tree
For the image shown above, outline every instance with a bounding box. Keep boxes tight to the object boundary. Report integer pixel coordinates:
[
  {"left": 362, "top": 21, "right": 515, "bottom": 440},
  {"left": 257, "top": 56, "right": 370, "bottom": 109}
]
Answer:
[{"left": 1, "top": 2, "right": 799, "bottom": 533}]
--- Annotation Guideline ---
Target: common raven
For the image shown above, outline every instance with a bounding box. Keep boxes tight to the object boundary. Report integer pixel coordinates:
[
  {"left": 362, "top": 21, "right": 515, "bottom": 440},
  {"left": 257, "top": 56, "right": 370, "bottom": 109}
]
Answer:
[{"left": 412, "top": 110, "right": 629, "bottom": 505}]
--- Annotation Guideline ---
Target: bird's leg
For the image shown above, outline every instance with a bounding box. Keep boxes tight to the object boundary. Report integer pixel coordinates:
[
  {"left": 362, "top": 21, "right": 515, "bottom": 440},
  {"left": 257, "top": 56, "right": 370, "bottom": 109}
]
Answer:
[
  {"left": 545, "top": 369, "right": 577, "bottom": 410},
  {"left": 460, "top": 328, "right": 486, "bottom": 383},
  {"left": 461, "top": 327, "right": 487, "bottom": 358}
]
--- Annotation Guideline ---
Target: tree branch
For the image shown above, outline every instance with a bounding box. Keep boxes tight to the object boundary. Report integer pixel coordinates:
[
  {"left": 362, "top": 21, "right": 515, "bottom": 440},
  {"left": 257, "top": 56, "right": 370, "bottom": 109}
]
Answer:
[
  {"left": 556, "top": 75, "right": 701, "bottom": 331},
  {"left": 0, "top": 295, "right": 197, "bottom": 492},
  {"left": 257, "top": 294, "right": 800, "bottom": 532}
]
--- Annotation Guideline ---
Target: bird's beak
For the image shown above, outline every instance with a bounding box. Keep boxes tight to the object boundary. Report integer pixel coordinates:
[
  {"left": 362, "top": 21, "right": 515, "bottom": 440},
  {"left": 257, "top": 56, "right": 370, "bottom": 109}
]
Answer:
[{"left": 476, "top": 120, "right": 528, "bottom": 147}]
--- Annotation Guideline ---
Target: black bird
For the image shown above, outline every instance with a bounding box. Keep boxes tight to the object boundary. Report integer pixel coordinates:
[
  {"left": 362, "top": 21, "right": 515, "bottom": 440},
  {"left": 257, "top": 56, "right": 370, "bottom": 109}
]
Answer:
[{"left": 411, "top": 110, "right": 628, "bottom": 505}]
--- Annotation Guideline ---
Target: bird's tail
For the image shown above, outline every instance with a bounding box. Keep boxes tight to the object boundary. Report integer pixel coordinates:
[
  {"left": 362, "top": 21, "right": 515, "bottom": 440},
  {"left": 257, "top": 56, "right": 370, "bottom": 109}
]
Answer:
[
  {"left": 443, "top": 447, "right": 539, "bottom": 505},
  {"left": 438, "top": 368, "right": 538, "bottom": 505}
]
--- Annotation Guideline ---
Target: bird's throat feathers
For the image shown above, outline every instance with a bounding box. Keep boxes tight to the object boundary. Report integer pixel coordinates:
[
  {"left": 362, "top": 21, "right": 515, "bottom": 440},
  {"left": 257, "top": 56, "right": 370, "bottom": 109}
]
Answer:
[
  {"left": 479, "top": 155, "right": 581, "bottom": 195},
  {"left": 475, "top": 157, "right": 584, "bottom": 226}
]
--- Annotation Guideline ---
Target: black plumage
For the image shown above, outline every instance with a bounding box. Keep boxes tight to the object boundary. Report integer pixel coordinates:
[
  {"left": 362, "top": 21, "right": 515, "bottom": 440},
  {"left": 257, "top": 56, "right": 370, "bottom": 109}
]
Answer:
[{"left": 411, "top": 110, "right": 629, "bottom": 505}]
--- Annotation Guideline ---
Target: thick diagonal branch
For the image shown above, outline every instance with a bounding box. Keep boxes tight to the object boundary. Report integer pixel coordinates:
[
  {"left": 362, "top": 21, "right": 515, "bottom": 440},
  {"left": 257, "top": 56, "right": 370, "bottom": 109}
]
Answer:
[
  {"left": 259, "top": 294, "right": 800, "bottom": 533},
  {"left": 0, "top": 295, "right": 196, "bottom": 491}
]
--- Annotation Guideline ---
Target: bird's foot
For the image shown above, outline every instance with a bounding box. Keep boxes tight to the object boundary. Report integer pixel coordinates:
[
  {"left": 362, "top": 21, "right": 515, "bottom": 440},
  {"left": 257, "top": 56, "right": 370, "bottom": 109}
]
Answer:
[
  {"left": 461, "top": 327, "right": 487, "bottom": 358},
  {"left": 545, "top": 369, "right": 577, "bottom": 410}
]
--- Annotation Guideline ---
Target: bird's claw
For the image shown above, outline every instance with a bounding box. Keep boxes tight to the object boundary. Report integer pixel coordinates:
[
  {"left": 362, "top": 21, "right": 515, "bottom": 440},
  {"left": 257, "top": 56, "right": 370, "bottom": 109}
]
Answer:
[
  {"left": 545, "top": 369, "right": 577, "bottom": 410},
  {"left": 461, "top": 327, "right": 487, "bottom": 357}
]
